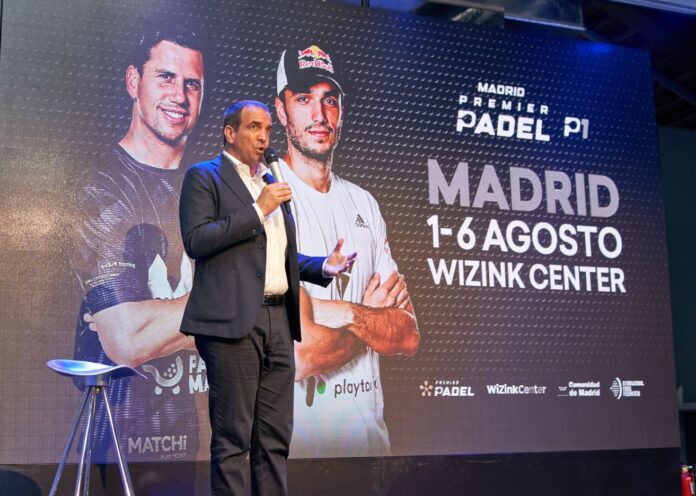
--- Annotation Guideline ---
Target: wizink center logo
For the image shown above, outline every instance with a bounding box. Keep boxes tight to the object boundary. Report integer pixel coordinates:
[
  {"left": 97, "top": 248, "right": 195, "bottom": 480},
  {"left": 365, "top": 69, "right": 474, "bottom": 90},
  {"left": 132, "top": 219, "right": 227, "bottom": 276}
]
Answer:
[
  {"left": 610, "top": 377, "right": 644, "bottom": 399},
  {"left": 419, "top": 379, "right": 475, "bottom": 397},
  {"left": 486, "top": 383, "right": 546, "bottom": 395},
  {"left": 141, "top": 354, "right": 209, "bottom": 395},
  {"left": 557, "top": 381, "right": 601, "bottom": 397}
]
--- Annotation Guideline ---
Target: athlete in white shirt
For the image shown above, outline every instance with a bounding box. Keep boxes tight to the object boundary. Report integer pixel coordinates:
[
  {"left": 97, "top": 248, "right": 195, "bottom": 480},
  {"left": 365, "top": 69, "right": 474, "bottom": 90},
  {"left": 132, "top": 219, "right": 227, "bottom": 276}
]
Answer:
[{"left": 274, "top": 44, "right": 420, "bottom": 457}]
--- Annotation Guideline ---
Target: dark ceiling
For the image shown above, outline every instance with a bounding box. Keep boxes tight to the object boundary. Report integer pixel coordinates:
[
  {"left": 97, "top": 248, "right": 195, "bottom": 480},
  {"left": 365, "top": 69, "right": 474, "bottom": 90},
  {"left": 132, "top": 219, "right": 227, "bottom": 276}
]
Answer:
[
  {"left": 583, "top": 1, "right": 696, "bottom": 128},
  {"left": 341, "top": 0, "right": 696, "bottom": 129}
]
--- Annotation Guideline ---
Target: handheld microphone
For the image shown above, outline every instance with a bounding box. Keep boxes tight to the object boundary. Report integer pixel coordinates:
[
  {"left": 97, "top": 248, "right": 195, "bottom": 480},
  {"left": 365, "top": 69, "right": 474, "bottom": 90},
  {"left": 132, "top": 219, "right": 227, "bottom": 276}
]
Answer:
[
  {"left": 263, "top": 147, "right": 291, "bottom": 215},
  {"left": 263, "top": 148, "right": 285, "bottom": 184}
]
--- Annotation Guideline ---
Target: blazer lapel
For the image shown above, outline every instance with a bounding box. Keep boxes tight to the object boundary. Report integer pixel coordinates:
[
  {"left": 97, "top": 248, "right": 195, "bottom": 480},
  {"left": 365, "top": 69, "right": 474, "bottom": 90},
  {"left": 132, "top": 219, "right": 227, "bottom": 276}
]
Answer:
[
  {"left": 215, "top": 153, "right": 255, "bottom": 205},
  {"left": 215, "top": 153, "right": 296, "bottom": 251}
]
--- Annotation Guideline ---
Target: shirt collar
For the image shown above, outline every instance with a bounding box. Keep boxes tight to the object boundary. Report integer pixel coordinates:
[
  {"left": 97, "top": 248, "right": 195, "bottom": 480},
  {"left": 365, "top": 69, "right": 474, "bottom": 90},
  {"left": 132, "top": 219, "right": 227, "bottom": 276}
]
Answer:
[{"left": 223, "top": 150, "right": 269, "bottom": 180}]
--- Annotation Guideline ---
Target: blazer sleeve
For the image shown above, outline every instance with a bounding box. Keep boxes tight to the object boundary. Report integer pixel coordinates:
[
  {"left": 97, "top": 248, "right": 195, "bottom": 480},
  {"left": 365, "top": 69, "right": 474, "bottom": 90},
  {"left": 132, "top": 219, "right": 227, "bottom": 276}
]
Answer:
[
  {"left": 297, "top": 254, "right": 332, "bottom": 288},
  {"left": 180, "top": 164, "right": 262, "bottom": 260}
]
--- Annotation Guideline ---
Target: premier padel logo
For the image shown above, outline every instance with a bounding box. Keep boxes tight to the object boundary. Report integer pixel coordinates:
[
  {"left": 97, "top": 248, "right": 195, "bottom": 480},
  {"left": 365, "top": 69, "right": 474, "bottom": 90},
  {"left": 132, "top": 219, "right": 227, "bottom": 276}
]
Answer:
[{"left": 419, "top": 379, "right": 474, "bottom": 397}]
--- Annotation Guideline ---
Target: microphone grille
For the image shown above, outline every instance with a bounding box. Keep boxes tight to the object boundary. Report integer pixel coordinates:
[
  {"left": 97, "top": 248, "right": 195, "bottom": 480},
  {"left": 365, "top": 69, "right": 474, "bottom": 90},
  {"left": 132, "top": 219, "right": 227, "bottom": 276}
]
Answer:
[{"left": 264, "top": 147, "right": 278, "bottom": 164}]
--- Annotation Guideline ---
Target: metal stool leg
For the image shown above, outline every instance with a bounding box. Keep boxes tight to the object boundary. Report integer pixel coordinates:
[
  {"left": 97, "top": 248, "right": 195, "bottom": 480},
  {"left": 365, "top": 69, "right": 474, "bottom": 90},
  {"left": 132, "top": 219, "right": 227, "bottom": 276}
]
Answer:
[
  {"left": 75, "top": 387, "right": 97, "bottom": 496},
  {"left": 102, "top": 385, "right": 135, "bottom": 496},
  {"left": 49, "top": 388, "right": 91, "bottom": 496},
  {"left": 82, "top": 387, "right": 99, "bottom": 495}
]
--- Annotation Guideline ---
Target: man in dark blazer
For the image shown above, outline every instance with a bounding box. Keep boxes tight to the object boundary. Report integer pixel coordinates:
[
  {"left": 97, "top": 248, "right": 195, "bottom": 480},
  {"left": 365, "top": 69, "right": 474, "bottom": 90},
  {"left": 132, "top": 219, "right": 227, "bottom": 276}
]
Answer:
[{"left": 179, "top": 100, "right": 354, "bottom": 496}]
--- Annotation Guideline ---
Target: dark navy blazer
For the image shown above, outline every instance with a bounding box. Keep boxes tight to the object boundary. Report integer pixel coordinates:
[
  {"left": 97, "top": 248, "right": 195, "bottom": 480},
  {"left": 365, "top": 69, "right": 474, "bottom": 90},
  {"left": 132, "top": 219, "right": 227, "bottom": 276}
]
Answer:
[{"left": 179, "top": 153, "right": 329, "bottom": 341}]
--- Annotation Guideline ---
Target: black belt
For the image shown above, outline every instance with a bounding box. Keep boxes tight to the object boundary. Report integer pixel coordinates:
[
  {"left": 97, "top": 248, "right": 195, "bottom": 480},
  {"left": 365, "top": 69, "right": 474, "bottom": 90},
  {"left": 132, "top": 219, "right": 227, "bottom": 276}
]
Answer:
[{"left": 263, "top": 294, "right": 285, "bottom": 306}]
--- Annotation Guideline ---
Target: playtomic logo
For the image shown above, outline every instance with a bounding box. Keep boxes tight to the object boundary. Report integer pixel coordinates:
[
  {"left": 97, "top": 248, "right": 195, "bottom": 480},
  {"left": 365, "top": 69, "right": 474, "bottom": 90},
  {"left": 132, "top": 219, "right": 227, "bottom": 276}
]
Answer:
[{"left": 305, "top": 377, "right": 378, "bottom": 406}]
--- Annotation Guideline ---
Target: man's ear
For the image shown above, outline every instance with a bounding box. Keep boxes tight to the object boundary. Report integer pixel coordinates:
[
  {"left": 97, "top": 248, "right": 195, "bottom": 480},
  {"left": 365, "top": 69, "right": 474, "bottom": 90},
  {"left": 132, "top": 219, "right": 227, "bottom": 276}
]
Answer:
[
  {"left": 125, "top": 65, "right": 140, "bottom": 99},
  {"left": 338, "top": 95, "right": 345, "bottom": 127},
  {"left": 223, "top": 125, "right": 236, "bottom": 146},
  {"left": 275, "top": 97, "right": 288, "bottom": 127}
]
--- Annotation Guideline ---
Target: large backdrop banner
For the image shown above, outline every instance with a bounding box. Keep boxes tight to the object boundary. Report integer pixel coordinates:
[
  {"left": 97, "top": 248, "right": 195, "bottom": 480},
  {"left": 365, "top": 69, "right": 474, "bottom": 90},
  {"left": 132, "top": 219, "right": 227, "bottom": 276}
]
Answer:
[{"left": 0, "top": 0, "right": 679, "bottom": 464}]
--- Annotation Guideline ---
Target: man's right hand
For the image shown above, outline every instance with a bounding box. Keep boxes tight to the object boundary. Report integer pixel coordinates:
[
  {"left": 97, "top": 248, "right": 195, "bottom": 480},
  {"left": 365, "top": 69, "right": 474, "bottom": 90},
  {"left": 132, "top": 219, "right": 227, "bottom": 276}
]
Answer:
[
  {"left": 362, "top": 271, "right": 410, "bottom": 309},
  {"left": 349, "top": 271, "right": 419, "bottom": 355},
  {"left": 257, "top": 182, "right": 293, "bottom": 216}
]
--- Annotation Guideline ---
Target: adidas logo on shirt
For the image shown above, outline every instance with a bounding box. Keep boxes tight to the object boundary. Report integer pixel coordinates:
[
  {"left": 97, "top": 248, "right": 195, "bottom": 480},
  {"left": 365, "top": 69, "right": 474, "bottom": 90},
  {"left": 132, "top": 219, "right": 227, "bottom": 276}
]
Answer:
[{"left": 355, "top": 214, "right": 368, "bottom": 229}]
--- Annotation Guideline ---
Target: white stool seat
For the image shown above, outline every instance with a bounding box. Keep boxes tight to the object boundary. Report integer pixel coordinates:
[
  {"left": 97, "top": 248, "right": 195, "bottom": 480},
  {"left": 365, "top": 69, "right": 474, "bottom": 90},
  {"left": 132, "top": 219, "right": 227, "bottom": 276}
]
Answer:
[{"left": 48, "top": 359, "right": 145, "bottom": 382}]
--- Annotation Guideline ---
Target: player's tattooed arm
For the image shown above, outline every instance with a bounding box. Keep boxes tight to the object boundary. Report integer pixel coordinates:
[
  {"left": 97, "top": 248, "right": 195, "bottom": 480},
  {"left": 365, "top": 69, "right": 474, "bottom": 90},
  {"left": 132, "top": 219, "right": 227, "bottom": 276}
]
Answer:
[
  {"left": 310, "top": 271, "right": 420, "bottom": 357},
  {"left": 350, "top": 272, "right": 420, "bottom": 356}
]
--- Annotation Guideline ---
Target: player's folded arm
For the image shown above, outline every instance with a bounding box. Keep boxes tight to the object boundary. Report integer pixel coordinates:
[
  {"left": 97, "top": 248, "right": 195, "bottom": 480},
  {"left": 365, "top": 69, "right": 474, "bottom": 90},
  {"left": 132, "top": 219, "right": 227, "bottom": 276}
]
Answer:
[
  {"left": 294, "top": 289, "right": 365, "bottom": 380},
  {"left": 348, "top": 305, "right": 420, "bottom": 357},
  {"left": 92, "top": 297, "right": 191, "bottom": 367}
]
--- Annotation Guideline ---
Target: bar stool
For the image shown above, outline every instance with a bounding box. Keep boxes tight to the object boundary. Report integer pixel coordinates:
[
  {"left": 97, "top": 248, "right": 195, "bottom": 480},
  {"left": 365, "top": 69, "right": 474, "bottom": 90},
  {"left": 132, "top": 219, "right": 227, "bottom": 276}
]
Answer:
[{"left": 47, "top": 359, "right": 146, "bottom": 496}]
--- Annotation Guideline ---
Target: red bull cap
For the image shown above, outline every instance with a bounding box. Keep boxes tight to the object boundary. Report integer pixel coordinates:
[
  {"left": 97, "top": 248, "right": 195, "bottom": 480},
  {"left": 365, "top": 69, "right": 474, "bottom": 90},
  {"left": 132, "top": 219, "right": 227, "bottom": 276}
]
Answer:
[{"left": 276, "top": 44, "right": 344, "bottom": 96}]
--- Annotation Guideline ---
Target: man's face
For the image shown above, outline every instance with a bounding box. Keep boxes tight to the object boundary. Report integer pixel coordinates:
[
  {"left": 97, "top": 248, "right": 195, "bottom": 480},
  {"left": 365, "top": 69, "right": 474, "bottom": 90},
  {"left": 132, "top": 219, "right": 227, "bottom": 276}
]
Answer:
[
  {"left": 276, "top": 81, "right": 342, "bottom": 163},
  {"left": 127, "top": 40, "right": 204, "bottom": 146},
  {"left": 225, "top": 106, "right": 273, "bottom": 166}
]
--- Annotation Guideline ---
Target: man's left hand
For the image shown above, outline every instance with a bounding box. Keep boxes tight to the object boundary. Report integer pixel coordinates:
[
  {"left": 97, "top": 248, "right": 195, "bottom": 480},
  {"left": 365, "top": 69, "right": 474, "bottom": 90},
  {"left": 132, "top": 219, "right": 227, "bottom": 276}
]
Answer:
[{"left": 324, "top": 238, "right": 357, "bottom": 277}]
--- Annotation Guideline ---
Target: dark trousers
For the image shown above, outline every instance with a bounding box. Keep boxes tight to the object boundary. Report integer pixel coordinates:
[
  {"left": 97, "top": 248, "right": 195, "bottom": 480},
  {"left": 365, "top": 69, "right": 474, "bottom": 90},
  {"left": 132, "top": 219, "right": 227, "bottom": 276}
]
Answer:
[{"left": 195, "top": 305, "right": 294, "bottom": 496}]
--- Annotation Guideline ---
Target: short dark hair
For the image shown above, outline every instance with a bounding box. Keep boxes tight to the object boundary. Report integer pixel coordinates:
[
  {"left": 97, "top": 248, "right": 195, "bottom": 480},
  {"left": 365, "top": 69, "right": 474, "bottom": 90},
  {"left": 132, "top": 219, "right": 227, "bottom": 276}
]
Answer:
[
  {"left": 130, "top": 26, "right": 202, "bottom": 75},
  {"left": 222, "top": 101, "right": 270, "bottom": 145}
]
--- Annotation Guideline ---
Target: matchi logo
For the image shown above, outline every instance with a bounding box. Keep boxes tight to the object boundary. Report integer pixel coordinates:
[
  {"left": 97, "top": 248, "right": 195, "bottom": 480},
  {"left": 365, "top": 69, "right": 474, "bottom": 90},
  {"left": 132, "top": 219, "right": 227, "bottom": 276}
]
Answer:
[
  {"left": 419, "top": 379, "right": 474, "bottom": 397},
  {"left": 610, "top": 377, "right": 644, "bottom": 399},
  {"left": 128, "top": 435, "right": 188, "bottom": 460}
]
